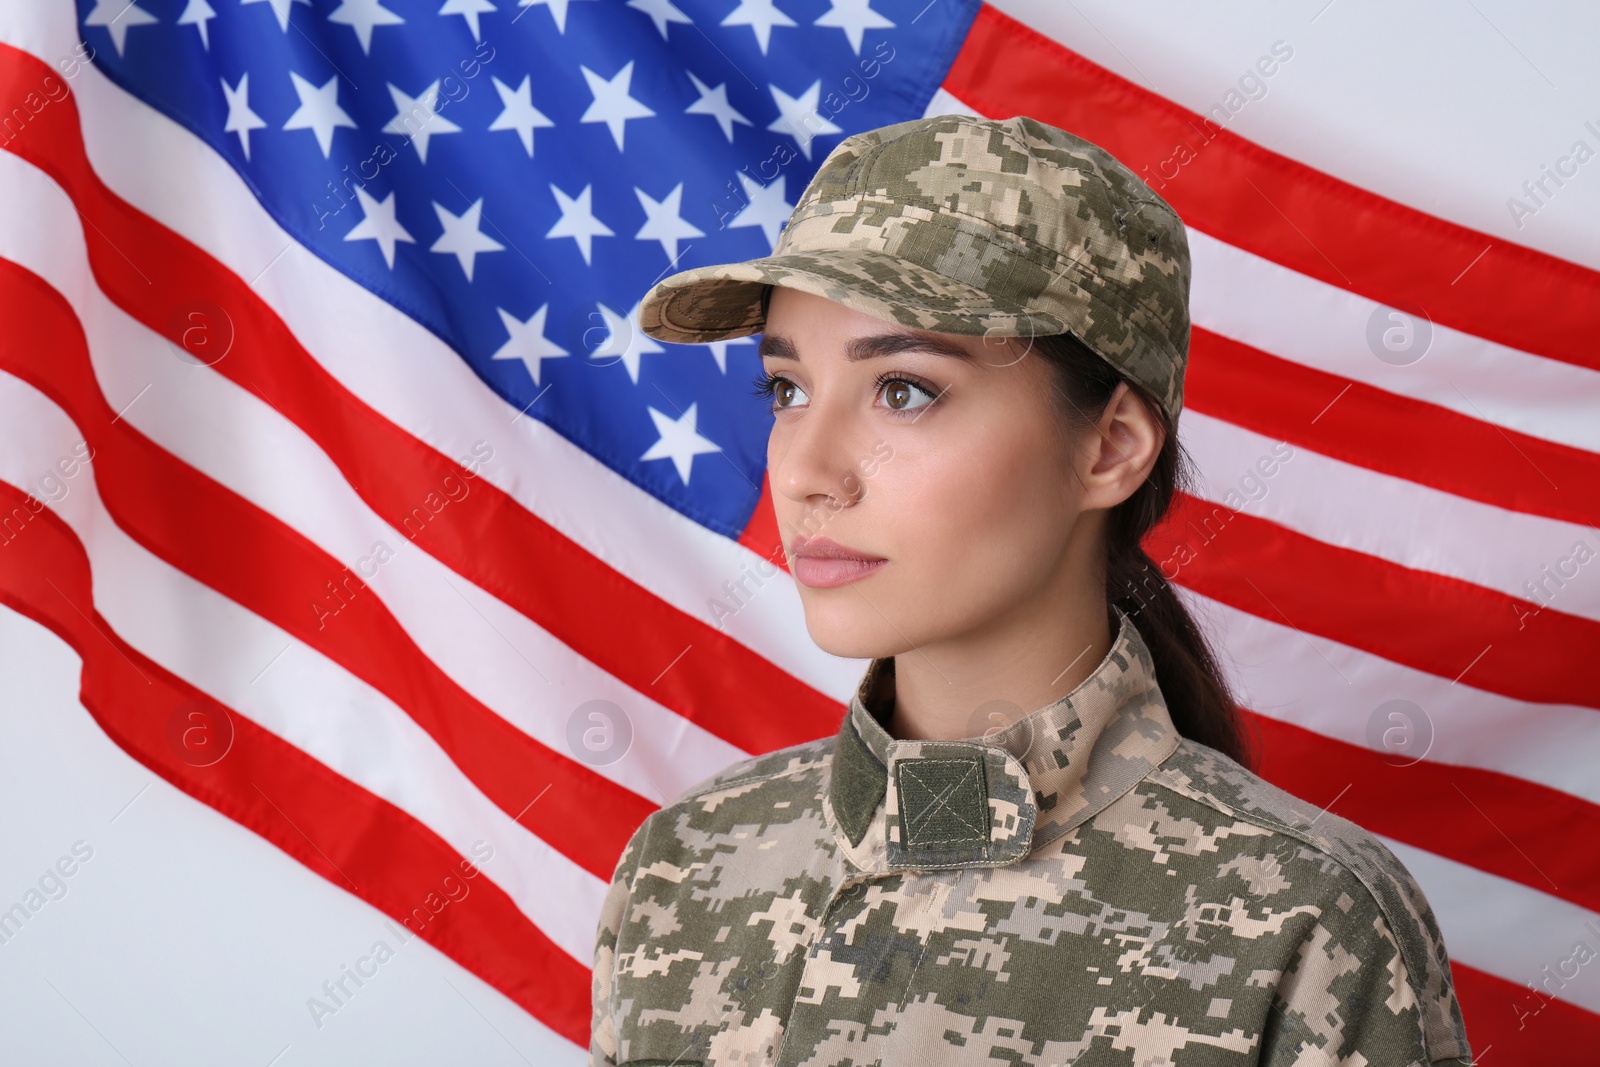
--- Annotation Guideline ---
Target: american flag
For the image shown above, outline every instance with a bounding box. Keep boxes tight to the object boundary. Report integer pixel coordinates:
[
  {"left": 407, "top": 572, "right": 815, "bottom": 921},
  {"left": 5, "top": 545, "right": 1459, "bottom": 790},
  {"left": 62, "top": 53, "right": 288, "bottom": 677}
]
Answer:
[{"left": 0, "top": 0, "right": 1594, "bottom": 1062}]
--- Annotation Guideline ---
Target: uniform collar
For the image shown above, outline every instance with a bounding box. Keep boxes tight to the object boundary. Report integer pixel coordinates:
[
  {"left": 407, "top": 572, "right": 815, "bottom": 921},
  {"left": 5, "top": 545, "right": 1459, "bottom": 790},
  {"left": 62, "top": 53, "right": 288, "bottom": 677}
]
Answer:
[{"left": 827, "top": 607, "right": 1182, "bottom": 870}]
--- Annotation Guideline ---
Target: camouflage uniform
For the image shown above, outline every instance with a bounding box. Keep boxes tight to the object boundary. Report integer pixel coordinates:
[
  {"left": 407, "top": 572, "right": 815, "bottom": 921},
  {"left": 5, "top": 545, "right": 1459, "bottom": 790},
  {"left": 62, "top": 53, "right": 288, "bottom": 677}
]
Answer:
[{"left": 591, "top": 609, "right": 1475, "bottom": 1066}]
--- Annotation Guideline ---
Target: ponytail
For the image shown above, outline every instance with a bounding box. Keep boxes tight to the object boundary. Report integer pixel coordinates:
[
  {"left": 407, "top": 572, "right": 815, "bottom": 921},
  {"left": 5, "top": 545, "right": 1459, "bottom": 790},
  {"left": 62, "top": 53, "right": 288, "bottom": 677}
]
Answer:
[{"left": 1026, "top": 331, "right": 1257, "bottom": 770}]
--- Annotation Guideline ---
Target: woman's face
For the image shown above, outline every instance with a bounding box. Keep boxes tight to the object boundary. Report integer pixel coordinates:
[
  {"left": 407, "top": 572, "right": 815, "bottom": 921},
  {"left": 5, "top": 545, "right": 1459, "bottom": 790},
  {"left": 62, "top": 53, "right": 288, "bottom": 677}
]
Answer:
[{"left": 760, "top": 286, "right": 1155, "bottom": 662}]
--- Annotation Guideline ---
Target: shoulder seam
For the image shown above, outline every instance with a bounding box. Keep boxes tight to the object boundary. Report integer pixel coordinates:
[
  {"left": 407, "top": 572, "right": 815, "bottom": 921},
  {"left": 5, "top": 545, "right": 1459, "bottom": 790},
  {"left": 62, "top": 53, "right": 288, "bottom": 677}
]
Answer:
[
  {"left": 1143, "top": 759, "right": 1464, "bottom": 1061},
  {"left": 1145, "top": 762, "right": 1402, "bottom": 922}
]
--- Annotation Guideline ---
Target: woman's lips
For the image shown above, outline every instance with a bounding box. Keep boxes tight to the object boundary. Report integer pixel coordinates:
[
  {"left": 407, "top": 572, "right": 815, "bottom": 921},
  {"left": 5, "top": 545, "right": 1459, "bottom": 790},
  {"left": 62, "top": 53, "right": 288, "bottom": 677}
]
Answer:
[{"left": 792, "top": 556, "right": 888, "bottom": 588}]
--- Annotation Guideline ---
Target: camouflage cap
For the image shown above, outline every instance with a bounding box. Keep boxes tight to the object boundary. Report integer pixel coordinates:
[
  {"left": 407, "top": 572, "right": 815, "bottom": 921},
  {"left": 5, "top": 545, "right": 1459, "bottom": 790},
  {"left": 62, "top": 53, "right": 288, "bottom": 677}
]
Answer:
[{"left": 637, "top": 112, "right": 1192, "bottom": 421}]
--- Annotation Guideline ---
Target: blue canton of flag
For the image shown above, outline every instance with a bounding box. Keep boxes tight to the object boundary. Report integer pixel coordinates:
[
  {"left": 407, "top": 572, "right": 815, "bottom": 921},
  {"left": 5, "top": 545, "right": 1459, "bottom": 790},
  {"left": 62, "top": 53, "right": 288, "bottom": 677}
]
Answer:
[{"left": 76, "top": 0, "right": 978, "bottom": 537}]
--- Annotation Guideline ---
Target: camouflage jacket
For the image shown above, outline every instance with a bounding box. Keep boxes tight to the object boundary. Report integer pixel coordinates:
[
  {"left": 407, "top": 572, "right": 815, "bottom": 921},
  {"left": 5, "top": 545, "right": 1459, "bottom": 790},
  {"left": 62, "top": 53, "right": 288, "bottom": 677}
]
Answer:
[{"left": 591, "top": 610, "right": 1475, "bottom": 1066}]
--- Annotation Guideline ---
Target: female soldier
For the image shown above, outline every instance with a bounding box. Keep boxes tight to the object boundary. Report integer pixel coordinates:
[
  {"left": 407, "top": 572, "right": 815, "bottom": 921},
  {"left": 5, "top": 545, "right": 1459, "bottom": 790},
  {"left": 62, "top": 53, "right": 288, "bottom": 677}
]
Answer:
[{"left": 591, "top": 112, "right": 1474, "bottom": 1067}]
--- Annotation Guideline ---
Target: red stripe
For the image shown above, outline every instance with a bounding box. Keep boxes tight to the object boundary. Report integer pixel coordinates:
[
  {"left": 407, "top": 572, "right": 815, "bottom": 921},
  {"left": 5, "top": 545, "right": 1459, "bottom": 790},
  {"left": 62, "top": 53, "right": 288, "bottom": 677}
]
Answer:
[
  {"left": 0, "top": 254, "right": 651, "bottom": 883},
  {"left": 737, "top": 472, "right": 785, "bottom": 566},
  {"left": 0, "top": 481, "right": 590, "bottom": 1047},
  {"left": 1450, "top": 959, "right": 1600, "bottom": 1065},
  {"left": 1248, "top": 713, "right": 1600, "bottom": 916},
  {"left": 1188, "top": 328, "right": 1600, "bottom": 529},
  {"left": 1148, "top": 493, "right": 1600, "bottom": 709},
  {"left": 949, "top": 5, "right": 1600, "bottom": 373},
  {"left": 0, "top": 42, "right": 841, "bottom": 760}
]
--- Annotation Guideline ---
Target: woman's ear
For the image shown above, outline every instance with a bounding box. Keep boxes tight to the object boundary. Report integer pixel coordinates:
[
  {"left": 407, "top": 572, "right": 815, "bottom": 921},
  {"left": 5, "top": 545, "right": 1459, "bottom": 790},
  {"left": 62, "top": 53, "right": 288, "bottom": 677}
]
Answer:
[{"left": 1082, "top": 381, "right": 1164, "bottom": 509}]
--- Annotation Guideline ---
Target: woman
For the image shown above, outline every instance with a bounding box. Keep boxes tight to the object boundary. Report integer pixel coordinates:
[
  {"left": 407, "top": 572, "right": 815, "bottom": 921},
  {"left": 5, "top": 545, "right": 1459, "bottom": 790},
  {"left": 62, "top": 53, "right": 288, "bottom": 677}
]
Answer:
[{"left": 591, "top": 113, "right": 1474, "bottom": 1066}]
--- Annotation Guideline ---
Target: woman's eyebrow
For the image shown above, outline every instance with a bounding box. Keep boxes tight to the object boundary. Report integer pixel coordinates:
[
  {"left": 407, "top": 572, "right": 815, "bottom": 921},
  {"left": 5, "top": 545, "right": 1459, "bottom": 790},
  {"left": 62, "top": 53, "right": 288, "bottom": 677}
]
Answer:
[{"left": 758, "top": 332, "right": 976, "bottom": 363}]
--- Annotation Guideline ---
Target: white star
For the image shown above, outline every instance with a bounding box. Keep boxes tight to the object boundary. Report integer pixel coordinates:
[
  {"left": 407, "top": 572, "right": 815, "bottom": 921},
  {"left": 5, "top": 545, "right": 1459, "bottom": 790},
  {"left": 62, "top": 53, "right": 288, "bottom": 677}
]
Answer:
[
  {"left": 177, "top": 0, "right": 218, "bottom": 49},
  {"left": 430, "top": 199, "right": 505, "bottom": 281},
  {"left": 725, "top": 171, "right": 794, "bottom": 247},
  {"left": 439, "top": 0, "right": 495, "bottom": 40},
  {"left": 515, "top": 0, "right": 594, "bottom": 34},
  {"left": 283, "top": 72, "right": 357, "bottom": 158},
  {"left": 383, "top": 81, "right": 463, "bottom": 163},
  {"left": 579, "top": 61, "right": 655, "bottom": 152},
  {"left": 219, "top": 73, "right": 267, "bottom": 160},
  {"left": 813, "top": 0, "right": 892, "bottom": 53},
  {"left": 487, "top": 75, "right": 554, "bottom": 156},
  {"left": 344, "top": 188, "right": 415, "bottom": 268},
  {"left": 491, "top": 305, "right": 569, "bottom": 386},
  {"left": 704, "top": 337, "right": 755, "bottom": 375},
  {"left": 545, "top": 183, "right": 614, "bottom": 265},
  {"left": 327, "top": 0, "right": 405, "bottom": 54},
  {"left": 721, "top": 0, "right": 795, "bottom": 55},
  {"left": 626, "top": 0, "right": 690, "bottom": 38},
  {"left": 640, "top": 403, "right": 723, "bottom": 485},
  {"left": 589, "top": 301, "right": 664, "bottom": 384},
  {"left": 83, "top": 0, "right": 159, "bottom": 56},
  {"left": 768, "top": 80, "right": 842, "bottom": 161},
  {"left": 241, "top": 0, "right": 311, "bottom": 32},
  {"left": 634, "top": 184, "right": 704, "bottom": 265},
  {"left": 684, "top": 71, "right": 751, "bottom": 142}
]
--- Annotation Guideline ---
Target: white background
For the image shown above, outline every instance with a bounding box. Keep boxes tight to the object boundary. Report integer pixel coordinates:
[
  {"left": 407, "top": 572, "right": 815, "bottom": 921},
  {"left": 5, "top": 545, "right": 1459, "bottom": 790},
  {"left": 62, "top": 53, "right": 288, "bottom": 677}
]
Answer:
[{"left": 2, "top": 0, "right": 1597, "bottom": 1064}]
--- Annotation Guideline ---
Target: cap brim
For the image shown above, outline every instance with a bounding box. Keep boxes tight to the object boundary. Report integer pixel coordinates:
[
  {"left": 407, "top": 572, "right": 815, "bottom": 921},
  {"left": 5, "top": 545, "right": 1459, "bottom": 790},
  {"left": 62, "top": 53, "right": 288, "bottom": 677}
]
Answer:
[{"left": 637, "top": 246, "right": 1067, "bottom": 345}]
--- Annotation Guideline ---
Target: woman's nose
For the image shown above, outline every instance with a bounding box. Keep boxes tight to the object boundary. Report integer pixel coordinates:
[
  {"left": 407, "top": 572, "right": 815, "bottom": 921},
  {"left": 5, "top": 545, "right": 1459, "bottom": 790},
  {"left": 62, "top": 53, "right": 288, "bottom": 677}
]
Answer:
[{"left": 768, "top": 400, "right": 871, "bottom": 510}]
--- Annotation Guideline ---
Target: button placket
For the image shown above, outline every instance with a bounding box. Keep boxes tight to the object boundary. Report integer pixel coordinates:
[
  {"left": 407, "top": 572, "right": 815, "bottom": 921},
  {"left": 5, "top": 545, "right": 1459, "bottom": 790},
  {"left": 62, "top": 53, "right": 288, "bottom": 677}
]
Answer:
[{"left": 773, "top": 874, "right": 880, "bottom": 1067}]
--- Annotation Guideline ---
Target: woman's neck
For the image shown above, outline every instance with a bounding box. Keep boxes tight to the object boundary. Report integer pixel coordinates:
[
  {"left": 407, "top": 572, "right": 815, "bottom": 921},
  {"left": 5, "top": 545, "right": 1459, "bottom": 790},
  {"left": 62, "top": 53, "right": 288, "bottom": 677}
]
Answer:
[{"left": 885, "top": 597, "right": 1116, "bottom": 742}]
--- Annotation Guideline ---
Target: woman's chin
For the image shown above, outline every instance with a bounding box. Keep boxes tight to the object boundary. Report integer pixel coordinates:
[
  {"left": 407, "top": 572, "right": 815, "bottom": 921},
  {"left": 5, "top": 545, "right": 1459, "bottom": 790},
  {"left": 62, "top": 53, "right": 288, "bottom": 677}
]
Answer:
[{"left": 801, "top": 614, "right": 904, "bottom": 664}]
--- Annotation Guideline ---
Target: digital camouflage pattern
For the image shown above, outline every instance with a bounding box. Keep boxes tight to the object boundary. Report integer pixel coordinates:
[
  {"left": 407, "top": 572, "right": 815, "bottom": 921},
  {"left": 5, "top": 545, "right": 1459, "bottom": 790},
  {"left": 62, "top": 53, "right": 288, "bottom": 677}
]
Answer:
[
  {"left": 637, "top": 113, "right": 1192, "bottom": 421},
  {"left": 591, "top": 608, "right": 1476, "bottom": 1065}
]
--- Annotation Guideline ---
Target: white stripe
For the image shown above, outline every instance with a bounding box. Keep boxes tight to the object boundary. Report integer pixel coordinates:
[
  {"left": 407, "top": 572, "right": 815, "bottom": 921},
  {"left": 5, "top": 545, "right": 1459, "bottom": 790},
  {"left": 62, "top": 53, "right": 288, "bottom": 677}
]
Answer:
[
  {"left": 923, "top": 86, "right": 980, "bottom": 119},
  {"left": 0, "top": 369, "right": 606, "bottom": 965},
  {"left": 932, "top": 91, "right": 1600, "bottom": 455},
  {"left": 1188, "top": 230, "right": 1600, "bottom": 455},
  {"left": 1387, "top": 835, "right": 1600, "bottom": 1015},
  {"left": 1178, "top": 589, "right": 1600, "bottom": 808},
  {"left": 0, "top": 15, "right": 865, "bottom": 705},
  {"left": 1179, "top": 411, "right": 1600, "bottom": 623},
  {"left": 0, "top": 150, "right": 752, "bottom": 810}
]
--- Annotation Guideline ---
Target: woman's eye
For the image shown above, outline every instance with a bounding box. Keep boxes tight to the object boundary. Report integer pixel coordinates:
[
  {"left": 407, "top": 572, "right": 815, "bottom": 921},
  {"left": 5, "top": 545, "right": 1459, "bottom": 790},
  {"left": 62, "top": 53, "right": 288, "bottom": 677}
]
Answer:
[
  {"left": 877, "top": 376, "right": 938, "bottom": 413},
  {"left": 751, "top": 372, "right": 809, "bottom": 410},
  {"left": 751, "top": 371, "right": 938, "bottom": 414},
  {"left": 774, "top": 378, "right": 808, "bottom": 408}
]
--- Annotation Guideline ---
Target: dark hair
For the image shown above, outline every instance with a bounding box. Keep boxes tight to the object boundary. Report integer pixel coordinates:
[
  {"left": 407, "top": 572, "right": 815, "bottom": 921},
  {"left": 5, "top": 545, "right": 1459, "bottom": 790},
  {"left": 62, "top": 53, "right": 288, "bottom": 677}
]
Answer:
[{"left": 1022, "top": 329, "right": 1257, "bottom": 769}]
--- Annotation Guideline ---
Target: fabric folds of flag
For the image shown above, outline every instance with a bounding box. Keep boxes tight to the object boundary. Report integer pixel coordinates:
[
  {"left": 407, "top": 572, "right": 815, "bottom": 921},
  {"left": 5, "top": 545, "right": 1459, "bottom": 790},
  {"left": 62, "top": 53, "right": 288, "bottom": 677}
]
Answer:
[{"left": 0, "top": 0, "right": 1594, "bottom": 1062}]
